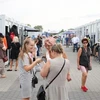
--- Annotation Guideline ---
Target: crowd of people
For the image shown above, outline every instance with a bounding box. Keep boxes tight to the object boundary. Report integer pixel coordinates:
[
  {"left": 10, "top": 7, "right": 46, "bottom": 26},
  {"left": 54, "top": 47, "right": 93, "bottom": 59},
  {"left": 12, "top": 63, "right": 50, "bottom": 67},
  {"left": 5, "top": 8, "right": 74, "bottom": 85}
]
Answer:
[{"left": 0, "top": 32, "right": 99, "bottom": 100}]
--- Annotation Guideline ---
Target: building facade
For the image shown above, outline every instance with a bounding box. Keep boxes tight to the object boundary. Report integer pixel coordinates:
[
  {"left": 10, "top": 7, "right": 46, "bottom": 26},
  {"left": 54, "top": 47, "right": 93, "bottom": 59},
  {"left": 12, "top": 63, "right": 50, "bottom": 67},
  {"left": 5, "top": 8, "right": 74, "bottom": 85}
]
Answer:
[{"left": 75, "top": 19, "right": 100, "bottom": 44}]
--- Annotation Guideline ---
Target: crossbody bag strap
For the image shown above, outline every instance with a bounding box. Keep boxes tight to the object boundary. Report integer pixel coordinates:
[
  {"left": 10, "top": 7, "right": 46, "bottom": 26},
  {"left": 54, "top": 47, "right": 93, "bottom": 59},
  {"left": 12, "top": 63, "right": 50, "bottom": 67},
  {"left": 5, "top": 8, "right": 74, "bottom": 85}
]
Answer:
[
  {"left": 32, "top": 69, "right": 36, "bottom": 76},
  {"left": 45, "top": 59, "right": 66, "bottom": 89}
]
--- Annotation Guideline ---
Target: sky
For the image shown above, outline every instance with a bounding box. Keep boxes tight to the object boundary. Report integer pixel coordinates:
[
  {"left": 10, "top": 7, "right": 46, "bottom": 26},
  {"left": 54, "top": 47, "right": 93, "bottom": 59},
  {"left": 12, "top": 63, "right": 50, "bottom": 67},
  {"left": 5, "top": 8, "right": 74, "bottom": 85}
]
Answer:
[{"left": 0, "top": 0, "right": 100, "bottom": 31}]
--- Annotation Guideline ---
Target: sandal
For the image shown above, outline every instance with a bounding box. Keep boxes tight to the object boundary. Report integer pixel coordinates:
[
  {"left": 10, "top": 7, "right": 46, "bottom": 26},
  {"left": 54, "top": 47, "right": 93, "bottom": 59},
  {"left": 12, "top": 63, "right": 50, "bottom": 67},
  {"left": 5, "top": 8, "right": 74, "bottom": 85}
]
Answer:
[{"left": 7, "top": 69, "right": 12, "bottom": 71}]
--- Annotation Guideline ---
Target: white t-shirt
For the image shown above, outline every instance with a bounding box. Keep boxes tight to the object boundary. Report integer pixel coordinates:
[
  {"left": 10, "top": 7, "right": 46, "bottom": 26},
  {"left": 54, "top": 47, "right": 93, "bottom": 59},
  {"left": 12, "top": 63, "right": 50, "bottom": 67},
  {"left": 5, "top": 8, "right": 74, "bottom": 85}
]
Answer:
[
  {"left": 72, "top": 37, "right": 79, "bottom": 44},
  {"left": 46, "top": 51, "right": 51, "bottom": 61}
]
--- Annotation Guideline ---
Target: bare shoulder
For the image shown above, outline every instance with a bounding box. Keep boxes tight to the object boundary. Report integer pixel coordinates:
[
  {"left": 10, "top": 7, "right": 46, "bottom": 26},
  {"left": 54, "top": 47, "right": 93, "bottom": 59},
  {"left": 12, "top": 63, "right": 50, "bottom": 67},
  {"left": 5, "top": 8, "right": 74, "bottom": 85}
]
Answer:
[
  {"left": 77, "top": 47, "right": 82, "bottom": 57},
  {"left": 78, "top": 47, "right": 82, "bottom": 52},
  {"left": 63, "top": 52, "right": 67, "bottom": 59}
]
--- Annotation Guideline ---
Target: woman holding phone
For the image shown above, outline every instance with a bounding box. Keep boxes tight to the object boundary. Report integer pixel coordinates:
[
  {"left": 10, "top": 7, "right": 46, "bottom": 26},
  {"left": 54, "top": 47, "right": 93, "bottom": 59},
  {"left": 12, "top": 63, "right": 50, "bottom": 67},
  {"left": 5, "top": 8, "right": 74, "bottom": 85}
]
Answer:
[{"left": 18, "top": 38, "right": 42, "bottom": 100}]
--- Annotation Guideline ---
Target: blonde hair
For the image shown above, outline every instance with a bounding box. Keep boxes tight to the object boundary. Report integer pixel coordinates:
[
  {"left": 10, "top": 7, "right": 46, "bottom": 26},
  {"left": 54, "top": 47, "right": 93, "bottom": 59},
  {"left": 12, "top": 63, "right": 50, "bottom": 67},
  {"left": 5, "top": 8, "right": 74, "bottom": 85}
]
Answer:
[
  {"left": 19, "top": 38, "right": 32, "bottom": 64},
  {"left": 51, "top": 44, "right": 63, "bottom": 54},
  {"left": 13, "top": 36, "right": 19, "bottom": 43}
]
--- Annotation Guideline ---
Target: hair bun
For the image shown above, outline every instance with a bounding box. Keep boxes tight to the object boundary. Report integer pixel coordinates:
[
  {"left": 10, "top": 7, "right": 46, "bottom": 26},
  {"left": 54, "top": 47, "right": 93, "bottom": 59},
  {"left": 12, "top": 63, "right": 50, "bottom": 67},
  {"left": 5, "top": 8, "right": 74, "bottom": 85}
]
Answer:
[{"left": 51, "top": 44, "right": 63, "bottom": 54}]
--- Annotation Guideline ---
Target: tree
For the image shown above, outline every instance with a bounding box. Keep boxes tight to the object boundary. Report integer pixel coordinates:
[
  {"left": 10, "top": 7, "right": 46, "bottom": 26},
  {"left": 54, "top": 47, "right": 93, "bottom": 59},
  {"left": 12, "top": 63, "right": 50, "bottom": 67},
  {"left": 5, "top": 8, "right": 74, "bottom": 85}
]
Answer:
[
  {"left": 34, "top": 25, "right": 43, "bottom": 32},
  {"left": 59, "top": 29, "right": 65, "bottom": 33},
  {"left": 27, "top": 24, "right": 31, "bottom": 27}
]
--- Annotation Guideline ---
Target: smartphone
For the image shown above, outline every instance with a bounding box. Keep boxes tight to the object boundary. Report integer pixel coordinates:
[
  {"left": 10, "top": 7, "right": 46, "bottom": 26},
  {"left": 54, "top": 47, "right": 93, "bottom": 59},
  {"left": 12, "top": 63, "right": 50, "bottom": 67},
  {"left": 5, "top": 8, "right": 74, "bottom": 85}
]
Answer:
[
  {"left": 33, "top": 57, "right": 36, "bottom": 61},
  {"left": 42, "top": 56, "right": 47, "bottom": 62}
]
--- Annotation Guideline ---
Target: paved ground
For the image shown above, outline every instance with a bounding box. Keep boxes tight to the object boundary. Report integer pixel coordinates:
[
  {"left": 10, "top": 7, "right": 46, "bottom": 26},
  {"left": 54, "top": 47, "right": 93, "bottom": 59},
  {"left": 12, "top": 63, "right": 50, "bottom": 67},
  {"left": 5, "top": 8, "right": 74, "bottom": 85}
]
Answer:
[{"left": 0, "top": 47, "right": 100, "bottom": 100}]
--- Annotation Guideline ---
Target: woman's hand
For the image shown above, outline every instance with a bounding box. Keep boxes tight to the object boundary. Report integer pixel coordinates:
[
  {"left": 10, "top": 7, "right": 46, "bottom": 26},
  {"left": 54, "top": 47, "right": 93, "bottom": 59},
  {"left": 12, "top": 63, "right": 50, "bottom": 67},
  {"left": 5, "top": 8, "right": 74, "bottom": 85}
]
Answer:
[
  {"left": 77, "top": 65, "right": 80, "bottom": 70},
  {"left": 67, "top": 73, "right": 72, "bottom": 82},
  {"left": 2, "top": 46, "right": 6, "bottom": 51},
  {"left": 36, "top": 58, "right": 42, "bottom": 64},
  {"left": 77, "top": 48, "right": 82, "bottom": 70}
]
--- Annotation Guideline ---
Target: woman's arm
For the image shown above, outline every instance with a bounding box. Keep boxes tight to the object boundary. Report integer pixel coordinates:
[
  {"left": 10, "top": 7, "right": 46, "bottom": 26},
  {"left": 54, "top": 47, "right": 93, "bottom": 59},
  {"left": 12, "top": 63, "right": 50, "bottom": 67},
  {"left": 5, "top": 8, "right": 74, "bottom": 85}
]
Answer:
[
  {"left": 2, "top": 46, "right": 6, "bottom": 51},
  {"left": 77, "top": 48, "right": 82, "bottom": 70},
  {"left": 24, "top": 58, "right": 42, "bottom": 72},
  {"left": 40, "top": 61, "right": 50, "bottom": 78},
  {"left": 66, "top": 59, "right": 71, "bottom": 81},
  {"left": 0, "top": 43, "right": 6, "bottom": 51}
]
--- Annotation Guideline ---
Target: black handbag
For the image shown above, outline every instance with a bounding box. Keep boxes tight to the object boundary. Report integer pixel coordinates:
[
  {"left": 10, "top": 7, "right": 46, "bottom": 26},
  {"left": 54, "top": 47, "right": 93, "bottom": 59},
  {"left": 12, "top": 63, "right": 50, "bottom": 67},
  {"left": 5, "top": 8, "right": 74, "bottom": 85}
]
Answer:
[
  {"left": 37, "top": 85, "right": 46, "bottom": 100},
  {"left": 37, "top": 59, "right": 65, "bottom": 100},
  {"left": 32, "top": 70, "right": 38, "bottom": 88},
  {"left": 27, "top": 54, "right": 38, "bottom": 87}
]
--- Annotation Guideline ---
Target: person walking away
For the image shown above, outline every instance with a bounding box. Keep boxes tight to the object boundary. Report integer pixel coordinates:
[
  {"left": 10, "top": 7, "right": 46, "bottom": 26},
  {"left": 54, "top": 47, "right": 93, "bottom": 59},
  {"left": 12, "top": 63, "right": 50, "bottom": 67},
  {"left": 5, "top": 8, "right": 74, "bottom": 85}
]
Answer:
[
  {"left": 66, "top": 35, "right": 69, "bottom": 47},
  {"left": 56, "top": 36, "right": 61, "bottom": 44},
  {"left": 77, "top": 37, "right": 91, "bottom": 92},
  {"left": 0, "top": 33, "right": 7, "bottom": 78},
  {"left": 37, "top": 35, "right": 42, "bottom": 56},
  {"left": 86, "top": 34, "right": 90, "bottom": 47},
  {"left": 7, "top": 36, "right": 21, "bottom": 71},
  {"left": 33, "top": 38, "right": 38, "bottom": 59},
  {"left": 72, "top": 35, "right": 79, "bottom": 52},
  {"left": 40, "top": 44, "right": 71, "bottom": 100},
  {"left": 18, "top": 38, "right": 42, "bottom": 100},
  {"left": 42, "top": 35, "right": 46, "bottom": 48},
  {"left": 62, "top": 36, "right": 65, "bottom": 45}
]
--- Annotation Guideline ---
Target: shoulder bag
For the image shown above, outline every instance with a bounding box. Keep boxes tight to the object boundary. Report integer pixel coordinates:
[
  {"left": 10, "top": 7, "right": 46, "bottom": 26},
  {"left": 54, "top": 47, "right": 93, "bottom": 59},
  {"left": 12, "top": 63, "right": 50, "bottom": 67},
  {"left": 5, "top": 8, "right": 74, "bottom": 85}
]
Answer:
[
  {"left": 32, "top": 70, "right": 38, "bottom": 88},
  {"left": 27, "top": 53, "right": 38, "bottom": 88},
  {"left": 37, "top": 59, "right": 66, "bottom": 100}
]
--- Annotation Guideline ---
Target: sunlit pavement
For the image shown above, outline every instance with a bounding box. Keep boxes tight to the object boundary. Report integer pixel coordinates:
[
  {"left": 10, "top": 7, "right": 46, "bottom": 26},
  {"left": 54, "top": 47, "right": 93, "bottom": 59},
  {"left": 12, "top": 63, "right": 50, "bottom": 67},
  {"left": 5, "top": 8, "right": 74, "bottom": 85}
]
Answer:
[{"left": 0, "top": 46, "right": 100, "bottom": 100}]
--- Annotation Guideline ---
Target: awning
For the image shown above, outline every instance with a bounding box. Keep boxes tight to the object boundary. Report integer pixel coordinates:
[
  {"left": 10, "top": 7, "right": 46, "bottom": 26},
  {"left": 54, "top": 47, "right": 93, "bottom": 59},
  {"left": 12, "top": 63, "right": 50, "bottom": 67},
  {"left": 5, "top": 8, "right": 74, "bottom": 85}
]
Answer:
[
  {"left": 63, "top": 31, "right": 75, "bottom": 35},
  {"left": 24, "top": 27, "right": 40, "bottom": 32}
]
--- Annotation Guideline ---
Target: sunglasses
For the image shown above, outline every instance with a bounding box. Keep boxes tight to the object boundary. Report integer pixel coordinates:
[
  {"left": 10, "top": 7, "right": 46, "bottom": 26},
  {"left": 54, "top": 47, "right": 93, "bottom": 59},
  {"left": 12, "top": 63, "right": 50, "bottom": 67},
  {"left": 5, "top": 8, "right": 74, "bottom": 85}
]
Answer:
[{"left": 83, "top": 42, "right": 88, "bottom": 44}]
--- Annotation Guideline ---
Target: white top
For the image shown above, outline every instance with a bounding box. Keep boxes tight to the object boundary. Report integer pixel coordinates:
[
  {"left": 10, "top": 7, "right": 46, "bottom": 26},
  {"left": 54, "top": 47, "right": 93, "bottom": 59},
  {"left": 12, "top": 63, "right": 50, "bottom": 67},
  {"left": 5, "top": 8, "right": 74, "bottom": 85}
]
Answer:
[
  {"left": 46, "top": 51, "right": 51, "bottom": 61},
  {"left": 72, "top": 36, "right": 79, "bottom": 44},
  {"left": 42, "top": 38, "right": 45, "bottom": 46}
]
